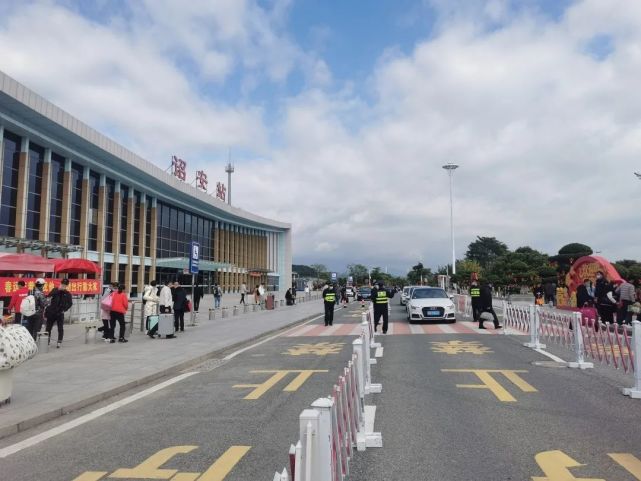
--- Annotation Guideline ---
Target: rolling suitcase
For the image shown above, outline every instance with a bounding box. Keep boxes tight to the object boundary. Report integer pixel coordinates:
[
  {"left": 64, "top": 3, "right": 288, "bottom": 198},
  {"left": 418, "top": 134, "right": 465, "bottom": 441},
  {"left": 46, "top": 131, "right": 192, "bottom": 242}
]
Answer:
[{"left": 158, "top": 313, "right": 175, "bottom": 338}]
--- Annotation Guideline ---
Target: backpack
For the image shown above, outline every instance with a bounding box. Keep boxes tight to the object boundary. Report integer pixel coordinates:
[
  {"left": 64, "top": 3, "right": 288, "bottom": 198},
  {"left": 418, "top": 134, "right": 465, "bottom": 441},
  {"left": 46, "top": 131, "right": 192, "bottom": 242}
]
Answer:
[{"left": 20, "top": 295, "right": 36, "bottom": 317}]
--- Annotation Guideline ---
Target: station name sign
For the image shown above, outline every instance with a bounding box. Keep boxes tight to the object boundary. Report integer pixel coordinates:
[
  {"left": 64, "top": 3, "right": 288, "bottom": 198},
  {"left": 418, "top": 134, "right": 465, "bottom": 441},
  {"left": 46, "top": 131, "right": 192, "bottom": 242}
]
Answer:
[{"left": 171, "top": 155, "right": 226, "bottom": 201}]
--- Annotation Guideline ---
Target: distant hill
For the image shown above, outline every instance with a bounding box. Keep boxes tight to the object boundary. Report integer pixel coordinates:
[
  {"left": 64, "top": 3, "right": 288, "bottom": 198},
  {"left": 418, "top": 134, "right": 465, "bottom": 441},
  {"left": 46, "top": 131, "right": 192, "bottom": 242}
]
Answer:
[{"left": 293, "top": 264, "right": 316, "bottom": 277}]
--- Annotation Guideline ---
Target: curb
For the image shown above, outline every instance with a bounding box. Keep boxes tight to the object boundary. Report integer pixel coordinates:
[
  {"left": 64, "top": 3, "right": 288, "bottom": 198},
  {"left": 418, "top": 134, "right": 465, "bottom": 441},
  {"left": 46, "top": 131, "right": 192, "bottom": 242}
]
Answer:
[{"left": 0, "top": 309, "right": 323, "bottom": 441}]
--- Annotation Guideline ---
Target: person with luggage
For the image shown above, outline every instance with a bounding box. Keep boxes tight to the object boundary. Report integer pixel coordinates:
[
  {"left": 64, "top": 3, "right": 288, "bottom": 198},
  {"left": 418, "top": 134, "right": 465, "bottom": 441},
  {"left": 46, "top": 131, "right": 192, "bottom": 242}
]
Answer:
[
  {"left": 172, "top": 282, "right": 188, "bottom": 332},
  {"left": 25, "top": 278, "right": 47, "bottom": 340},
  {"left": 8, "top": 280, "right": 29, "bottom": 325},
  {"left": 143, "top": 280, "right": 160, "bottom": 338},
  {"left": 109, "top": 284, "right": 129, "bottom": 343},
  {"left": 45, "top": 278, "right": 73, "bottom": 348},
  {"left": 193, "top": 282, "right": 203, "bottom": 312},
  {"left": 323, "top": 282, "right": 337, "bottom": 326},
  {"left": 159, "top": 280, "right": 173, "bottom": 314},
  {"left": 479, "top": 282, "right": 502, "bottom": 329},
  {"left": 100, "top": 282, "right": 118, "bottom": 340}
]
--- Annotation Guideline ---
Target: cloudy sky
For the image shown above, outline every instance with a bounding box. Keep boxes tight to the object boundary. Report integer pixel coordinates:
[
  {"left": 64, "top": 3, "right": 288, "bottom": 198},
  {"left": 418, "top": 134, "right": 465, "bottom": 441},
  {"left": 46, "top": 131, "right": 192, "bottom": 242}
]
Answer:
[{"left": 1, "top": 0, "right": 640, "bottom": 274}]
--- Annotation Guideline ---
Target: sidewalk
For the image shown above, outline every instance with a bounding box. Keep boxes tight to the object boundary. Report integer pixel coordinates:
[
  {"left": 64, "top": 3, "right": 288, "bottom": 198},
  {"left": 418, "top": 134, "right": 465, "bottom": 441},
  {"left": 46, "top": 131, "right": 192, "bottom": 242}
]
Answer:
[{"left": 0, "top": 294, "right": 324, "bottom": 440}]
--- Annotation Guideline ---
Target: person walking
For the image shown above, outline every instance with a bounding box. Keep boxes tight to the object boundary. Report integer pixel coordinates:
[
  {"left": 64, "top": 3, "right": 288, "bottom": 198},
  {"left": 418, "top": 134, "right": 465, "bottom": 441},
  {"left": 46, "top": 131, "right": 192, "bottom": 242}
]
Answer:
[
  {"left": 45, "top": 278, "right": 73, "bottom": 348},
  {"left": 173, "top": 282, "right": 187, "bottom": 332},
  {"left": 8, "top": 280, "right": 29, "bottom": 326},
  {"left": 479, "top": 282, "right": 502, "bottom": 329},
  {"left": 213, "top": 284, "right": 222, "bottom": 309},
  {"left": 25, "top": 278, "right": 47, "bottom": 340},
  {"left": 615, "top": 278, "right": 636, "bottom": 325},
  {"left": 159, "top": 280, "right": 173, "bottom": 314},
  {"left": 323, "top": 282, "right": 337, "bottom": 326},
  {"left": 109, "top": 284, "right": 129, "bottom": 343},
  {"left": 193, "top": 282, "right": 203, "bottom": 312},
  {"left": 370, "top": 280, "right": 394, "bottom": 334},
  {"left": 239, "top": 283, "right": 247, "bottom": 305},
  {"left": 470, "top": 280, "right": 482, "bottom": 323},
  {"left": 143, "top": 280, "right": 160, "bottom": 338},
  {"left": 544, "top": 281, "right": 556, "bottom": 306},
  {"left": 594, "top": 271, "right": 610, "bottom": 322},
  {"left": 340, "top": 286, "right": 348, "bottom": 308},
  {"left": 100, "top": 282, "right": 118, "bottom": 341},
  {"left": 254, "top": 284, "right": 261, "bottom": 304}
]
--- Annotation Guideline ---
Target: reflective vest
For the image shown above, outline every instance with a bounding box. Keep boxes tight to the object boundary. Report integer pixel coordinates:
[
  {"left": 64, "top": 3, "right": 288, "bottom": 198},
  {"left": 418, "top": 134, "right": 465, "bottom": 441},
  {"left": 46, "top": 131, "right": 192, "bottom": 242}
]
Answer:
[
  {"left": 375, "top": 290, "right": 388, "bottom": 304},
  {"left": 324, "top": 291, "right": 336, "bottom": 303},
  {"left": 470, "top": 287, "right": 481, "bottom": 298}
]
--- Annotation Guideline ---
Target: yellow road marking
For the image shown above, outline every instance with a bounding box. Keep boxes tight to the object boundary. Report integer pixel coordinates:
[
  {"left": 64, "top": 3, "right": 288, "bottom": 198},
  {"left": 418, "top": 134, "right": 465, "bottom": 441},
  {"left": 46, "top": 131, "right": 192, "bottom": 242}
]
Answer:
[
  {"left": 196, "top": 446, "right": 251, "bottom": 481},
  {"left": 442, "top": 369, "right": 537, "bottom": 402},
  {"left": 431, "top": 340, "right": 493, "bottom": 355},
  {"left": 110, "top": 445, "right": 198, "bottom": 479},
  {"left": 532, "top": 450, "right": 604, "bottom": 481},
  {"left": 283, "top": 342, "right": 345, "bottom": 356},
  {"left": 234, "top": 370, "right": 328, "bottom": 399},
  {"left": 71, "top": 473, "right": 108, "bottom": 481},
  {"left": 608, "top": 453, "right": 641, "bottom": 480},
  {"left": 172, "top": 474, "right": 200, "bottom": 481}
]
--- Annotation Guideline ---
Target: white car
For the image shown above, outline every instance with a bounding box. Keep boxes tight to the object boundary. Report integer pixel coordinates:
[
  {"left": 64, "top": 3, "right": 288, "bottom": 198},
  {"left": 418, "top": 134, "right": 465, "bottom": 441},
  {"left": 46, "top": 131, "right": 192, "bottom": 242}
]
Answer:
[
  {"left": 346, "top": 287, "right": 355, "bottom": 297},
  {"left": 406, "top": 287, "right": 456, "bottom": 324},
  {"left": 404, "top": 286, "right": 422, "bottom": 312}
]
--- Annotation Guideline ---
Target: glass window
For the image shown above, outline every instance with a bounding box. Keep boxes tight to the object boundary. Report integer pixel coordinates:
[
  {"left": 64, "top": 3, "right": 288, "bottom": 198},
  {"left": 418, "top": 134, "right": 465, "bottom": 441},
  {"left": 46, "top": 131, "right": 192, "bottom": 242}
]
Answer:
[
  {"left": 412, "top": 288, "right": 448, "bottom": 299},
  {"left": 145, "top": 203, "right": 151, "bottom": 257},
  {"left": 104, "top": 179, "right": 115, "bottom": 252},
  {"left": 133, "top": 191, "right": 141, "bottom": 256},
  {"left": 25, "top": 143, "right": 44, "bottom": 240},
  {"left": 69, "top": 162, "right": 83, "bottom": 246},
  {"left": 120, "top": 186, "right": 129, "bottom": 255},
  {"left": 48, "top": 153, "right": 65, "bottom": 243},
  {"left": 0, "top": 130, "right": 20, "bottom": 237},
  {"left": 88, "top": 172, "right": 100, "bottom": 251}
]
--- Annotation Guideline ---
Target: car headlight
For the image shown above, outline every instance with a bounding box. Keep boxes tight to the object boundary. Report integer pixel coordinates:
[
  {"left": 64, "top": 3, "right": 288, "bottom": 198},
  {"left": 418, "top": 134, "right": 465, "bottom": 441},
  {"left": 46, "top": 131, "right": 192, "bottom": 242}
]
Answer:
[
  {"left": 410, "top": 305, "right": 419, "bottom": 310},
  {"left": 446, "top": 303, "right": 455, "bottom": 310}
]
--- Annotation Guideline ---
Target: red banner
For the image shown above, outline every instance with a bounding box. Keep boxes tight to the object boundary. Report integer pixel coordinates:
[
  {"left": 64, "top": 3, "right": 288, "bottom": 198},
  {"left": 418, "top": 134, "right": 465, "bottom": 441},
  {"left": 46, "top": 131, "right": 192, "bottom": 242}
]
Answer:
[{"left": 0, "top": 277, "right": 100, "bottom": 296}]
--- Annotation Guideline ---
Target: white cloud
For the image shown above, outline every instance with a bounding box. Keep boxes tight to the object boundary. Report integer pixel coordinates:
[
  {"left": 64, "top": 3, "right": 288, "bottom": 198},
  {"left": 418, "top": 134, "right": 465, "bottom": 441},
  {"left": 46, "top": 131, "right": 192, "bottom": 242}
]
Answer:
[{"left": 1, "top": 0, "right": 641, "bottom": 274}]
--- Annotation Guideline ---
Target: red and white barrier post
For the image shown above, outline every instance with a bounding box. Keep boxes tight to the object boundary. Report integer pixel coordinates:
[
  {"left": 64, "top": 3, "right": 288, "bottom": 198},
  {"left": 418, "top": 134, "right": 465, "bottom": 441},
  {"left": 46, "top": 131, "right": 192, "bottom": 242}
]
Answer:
[
  {"left": 623, "top": 320, "right": 641, "bottom": 399},
  {"left": 353, "top": 337, "right": 382, "bottom": 394},
  {"left": 567, "top": 312, "right": 593, "bottom": 369},
  {"left": 363, "top": 309, "right": 381, "bottom": 349},
  {"left": 524, "top": 305, "right": 546, "bottom": 349},
  {"left": 298, "top": 409, "right": 321, "bottom": 481}
]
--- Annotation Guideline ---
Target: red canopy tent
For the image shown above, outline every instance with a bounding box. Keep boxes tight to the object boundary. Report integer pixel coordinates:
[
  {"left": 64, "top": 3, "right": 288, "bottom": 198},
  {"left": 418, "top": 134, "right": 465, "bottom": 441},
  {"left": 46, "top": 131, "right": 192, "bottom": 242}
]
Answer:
[
  {"left": 53, "top": 258, "right": 101, "bottom": 274},
  {"left": 0, "top": 253, "right": 56, "bottom": 273}
]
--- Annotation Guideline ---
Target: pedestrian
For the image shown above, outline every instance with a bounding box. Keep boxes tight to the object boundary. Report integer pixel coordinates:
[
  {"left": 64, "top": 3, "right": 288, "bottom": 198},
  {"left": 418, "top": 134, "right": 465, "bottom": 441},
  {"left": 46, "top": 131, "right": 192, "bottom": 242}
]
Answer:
[
  {"left": 533, "top": 284, "right": 544, "bottom": 306},
  {"left": 143, "top": 280, "right": 160, "bottom": 338},
  {"left": 615, "top": 278, "right": 636, "bottom": 325},
  {"left": 8, "top": 280, "right": 29, "bottom": 325},
  {"left": 322, "top": 282, "right": 337, "bottom": 326},
  {"left": 594, "top": 271, "right": 610, "bottom": 322},
  {"left": 479, "top": 282, "right": 502, "bottom": 329},
  {"left": 173, "top": 282, "right": 187, "bottom": 332},
  {"left": 370, "top": 280, "right": 393, "bottom": 333},
  {"left": 159, "top": 279, "right": 173, "bottom": 314},
  {"left": 576, "top": 279, "right": 594, "bottom": 308},
  {"left": 213, "top": 283, "right": 222, "bottom": 309},
  {"left": 100, "top": 282, "right": 118, "bottom": 341},
  {"left": 285, "top": 288, "right": 293, "bottom": 306},
  {"left": 291, "top": 287, "right": 297, "bottom": 305},
  {"left": 25, "top": 278, "right": 47, "bottom": 340},
  {"left": 45, "top": 278, "right": 73, "bottom": 348},
  {"left": 193, "top": 282, "right": 203, "bottom": 312},
  {"left": 597, "top": 280, "right": 617, "bottom": 324},
  {"left": 340, "top": 285, "right": 348, "bottom": 308},
  {"left": 254, "top": 284, "right": 261, "bottom": 304},
  {"left": 544, "top": 280, "right": 556, "bottom": 306},
  {"left": 109, "top": 283, "right": 129, "bottom": 343},
  {"left": 470, "top": 280, "right": 482, "bottom": 322},
  {"left": 240, "top": 283, "right": 247, "bottom": 305}
]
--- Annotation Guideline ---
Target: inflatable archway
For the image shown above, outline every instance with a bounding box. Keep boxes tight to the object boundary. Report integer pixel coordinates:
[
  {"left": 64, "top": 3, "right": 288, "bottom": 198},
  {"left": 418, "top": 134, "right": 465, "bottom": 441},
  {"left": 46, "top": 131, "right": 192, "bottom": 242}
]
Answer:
[{"left": 563, "top": 255, "right": 623, "bottom": 306}]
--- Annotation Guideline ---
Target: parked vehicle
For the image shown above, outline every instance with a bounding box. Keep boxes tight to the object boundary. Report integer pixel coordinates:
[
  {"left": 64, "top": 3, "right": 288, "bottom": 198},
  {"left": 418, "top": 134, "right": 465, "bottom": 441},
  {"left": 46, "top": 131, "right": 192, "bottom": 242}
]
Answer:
[{"left": 357, "top": 287, "right": 372, "bottom": 301}]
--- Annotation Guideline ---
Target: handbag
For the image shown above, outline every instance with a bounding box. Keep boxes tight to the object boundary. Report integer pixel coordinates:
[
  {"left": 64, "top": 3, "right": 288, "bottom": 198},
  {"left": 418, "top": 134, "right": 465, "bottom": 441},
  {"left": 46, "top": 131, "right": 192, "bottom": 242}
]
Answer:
[
  {"left": 0, "top": 324, "right": 38, "bottom": 370},
  {"left": 184, "top": 300, "right": 192, "bottom": 313},
  {"left": 100, "top": 293, "right": 113, "bottom": 311}
]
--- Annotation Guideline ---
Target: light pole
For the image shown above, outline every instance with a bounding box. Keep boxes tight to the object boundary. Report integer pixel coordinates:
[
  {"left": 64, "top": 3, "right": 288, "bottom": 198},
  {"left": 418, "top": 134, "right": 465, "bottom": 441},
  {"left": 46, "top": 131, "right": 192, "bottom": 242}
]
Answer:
[
  {"left": 225, "top": 161, "right": 234, "bottom": 206},
  {"left": 442, "top": 163, "right": 459, "bottom": 275}
]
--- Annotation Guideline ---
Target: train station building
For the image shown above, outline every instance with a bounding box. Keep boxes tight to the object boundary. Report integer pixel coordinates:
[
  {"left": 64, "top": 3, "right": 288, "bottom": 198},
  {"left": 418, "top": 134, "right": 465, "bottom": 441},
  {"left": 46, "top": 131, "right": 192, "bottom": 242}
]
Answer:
[{"left": 0, "top": 70, "right": 292, "bottom": 295}]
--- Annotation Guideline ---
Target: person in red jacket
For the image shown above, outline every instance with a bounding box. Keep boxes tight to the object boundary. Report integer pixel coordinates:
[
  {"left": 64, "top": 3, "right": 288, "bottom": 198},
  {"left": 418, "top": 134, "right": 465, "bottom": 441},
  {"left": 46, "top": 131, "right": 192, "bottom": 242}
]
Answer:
[
  {"left": 8, "top": 280, "right": 29, "bottom": 325},
  {"left": 109, "top": 284, "right": 129, "bottom": 343}
]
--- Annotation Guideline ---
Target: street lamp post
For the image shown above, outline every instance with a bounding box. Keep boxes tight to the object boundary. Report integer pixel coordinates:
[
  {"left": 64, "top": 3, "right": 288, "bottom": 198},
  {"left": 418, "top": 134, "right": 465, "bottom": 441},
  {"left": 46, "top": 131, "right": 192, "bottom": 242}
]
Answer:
[{"left": 442, "top": 163, "right": 459, "bottom": 275}]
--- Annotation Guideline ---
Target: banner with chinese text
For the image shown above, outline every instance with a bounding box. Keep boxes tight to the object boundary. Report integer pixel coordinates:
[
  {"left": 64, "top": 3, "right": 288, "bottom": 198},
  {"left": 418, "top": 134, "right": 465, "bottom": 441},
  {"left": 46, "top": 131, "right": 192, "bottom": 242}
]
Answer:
[{"left": 0, "top": 278, "right": 100, "bottom": 296}]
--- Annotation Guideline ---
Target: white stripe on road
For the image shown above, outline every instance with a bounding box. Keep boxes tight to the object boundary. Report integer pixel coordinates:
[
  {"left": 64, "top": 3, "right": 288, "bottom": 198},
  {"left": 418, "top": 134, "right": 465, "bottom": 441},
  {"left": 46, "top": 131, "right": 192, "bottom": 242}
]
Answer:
[
  {"left": 0, "top": 311, "right": 329, "bottom": 458},
  {"left": 408, "top": 324, "right": 424, "bottom": 334},
  {"left": 439, "top": 324, "right": 457, "bottom": 334},
  {"left": 534, "top": 348, "right": 566, "bottom": 363}
]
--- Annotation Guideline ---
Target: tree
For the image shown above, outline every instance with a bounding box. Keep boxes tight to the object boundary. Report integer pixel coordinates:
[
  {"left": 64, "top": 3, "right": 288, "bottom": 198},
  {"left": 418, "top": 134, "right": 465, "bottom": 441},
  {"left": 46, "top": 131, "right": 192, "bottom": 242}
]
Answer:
[
  {"left": 292, "top": 265, "right": 316, "bottom": 277},
  {"left": 550, "top": 243, "right": 593, "bottom": 273},
  {"left": 347, "top": 264, "right": 369, "bottom": 284},
  {"left": 309, "top": 264, "right": 328, "bottom": 279},
  {"left": 407, "top": 262, "right": 432, "bottom": 285},
  {"left": 465, "top": 236, "right": 509, "bottom": 268},
  {"left": 614, "top": 260, "right": 641, "bottom": 281},
  {"left": 454, "top": 259, "right": 483, "bottom": 286}
]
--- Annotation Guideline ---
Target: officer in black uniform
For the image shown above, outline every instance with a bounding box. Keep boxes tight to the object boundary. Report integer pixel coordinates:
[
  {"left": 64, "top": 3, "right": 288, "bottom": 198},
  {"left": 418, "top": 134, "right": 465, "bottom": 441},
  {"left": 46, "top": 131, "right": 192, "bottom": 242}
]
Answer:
[
  {"left": 370, "top": 280, "right": 394, "bottom": 334},
  {"left": 322, "top": 282, "right": 337, "bottom": 326},
  {"left": 470, "top": 280, "right": 482, "bottom": 322}
]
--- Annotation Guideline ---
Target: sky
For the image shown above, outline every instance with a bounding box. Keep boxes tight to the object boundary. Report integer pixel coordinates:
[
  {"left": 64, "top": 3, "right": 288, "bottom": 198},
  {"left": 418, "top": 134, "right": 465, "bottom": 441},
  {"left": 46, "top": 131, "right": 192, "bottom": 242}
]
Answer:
[{"left": 1, "top": 0, "right": 640, "bottom": 275}]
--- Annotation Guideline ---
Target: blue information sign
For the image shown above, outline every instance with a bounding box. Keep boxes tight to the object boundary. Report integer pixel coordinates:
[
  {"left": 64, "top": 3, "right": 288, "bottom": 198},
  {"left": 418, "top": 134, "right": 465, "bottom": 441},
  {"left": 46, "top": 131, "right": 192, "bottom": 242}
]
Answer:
[{"left": 189, "top": 241, "right": 200, "bottom": 274}]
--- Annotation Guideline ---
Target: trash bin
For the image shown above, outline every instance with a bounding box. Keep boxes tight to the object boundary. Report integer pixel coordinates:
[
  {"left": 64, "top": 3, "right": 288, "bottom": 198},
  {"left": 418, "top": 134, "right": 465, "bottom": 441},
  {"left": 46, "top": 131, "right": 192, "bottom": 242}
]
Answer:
[{"left": 265, "top": 295, "right": 275, "bottom": 310}]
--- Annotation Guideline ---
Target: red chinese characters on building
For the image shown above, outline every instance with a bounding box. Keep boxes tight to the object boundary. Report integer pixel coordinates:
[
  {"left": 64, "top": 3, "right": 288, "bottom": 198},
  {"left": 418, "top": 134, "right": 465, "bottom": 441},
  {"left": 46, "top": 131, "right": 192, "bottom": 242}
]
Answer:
[
  {"left": 196, "top": 170, "right": 208, "bottom": 191},
  {"left": 172, "top": 156, "right": 187, "bottom": 181},
  {"left": 216, "top": 182, "right": 226, "bottom": 201}
]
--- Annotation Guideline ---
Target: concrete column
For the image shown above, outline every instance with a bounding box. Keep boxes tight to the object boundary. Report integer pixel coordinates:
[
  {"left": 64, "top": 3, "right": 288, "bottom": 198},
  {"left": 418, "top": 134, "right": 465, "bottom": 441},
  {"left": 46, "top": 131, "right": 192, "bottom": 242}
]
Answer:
[
  {"left": 60, "top": 158, "right": 72, "bottom": 245},
  {"left": 125, "top": 189, "right": 135, "bottom": 293},
  {"left": 97, "top": 175, "right": 107, "bottom": 279},
  {"left": 15, "top": 137, "right": 29, "bottom": 239},
  {"left": 79, "top": 167, "right": 90, "bottom": 256},
  {"left": 137, "top": 193, "right": 147, "bottom": 291},
  {"left": 0, "top": 125, "right": 4, "bottom": 209},
  {"left": 111, "top": 182, "right": 121, "bottom": 283},
  {"left": 38, "top": 149, "right": 52, "bottom": 242},
  {"left": 150, "top": 197, "right": 158, "bottom": 281}
]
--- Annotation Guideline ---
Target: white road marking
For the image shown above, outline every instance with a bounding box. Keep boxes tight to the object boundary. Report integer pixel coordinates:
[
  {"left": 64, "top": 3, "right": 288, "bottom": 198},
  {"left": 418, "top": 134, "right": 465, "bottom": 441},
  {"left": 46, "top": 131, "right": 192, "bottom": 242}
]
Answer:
[
  {"left": 408, "top": 324, "right": 423, "bottom": 334},
  {"left": 0, "top": 311, "right": 330, "bottom": 458},
  {"left": 534, "top": 348, "right": 566, "bottom": 363},
  {"left": 439, "top": 324, "right": 457, "bottom": 334}
]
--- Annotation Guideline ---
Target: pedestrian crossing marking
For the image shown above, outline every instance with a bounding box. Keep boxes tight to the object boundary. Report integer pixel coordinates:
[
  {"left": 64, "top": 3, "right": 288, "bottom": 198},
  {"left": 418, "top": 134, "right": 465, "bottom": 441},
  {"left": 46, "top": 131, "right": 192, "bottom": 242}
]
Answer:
[
  {"left": 431, "top": 340, "right": 493, "bottom": 355},
  {"left": 442, "top": 369, "right": 537, "bottom": 402},
  {"left": 608, "top": 453, "right": 641, "bottom": 480},
  {"left": 234, "top": 370, "right": 328, "bottom": 399},
  {"left": 283, "top": 342, "right": 345, "bottom": 356},
  {"left": 286, "top": 321, "right": 505, "bottom": 336}
]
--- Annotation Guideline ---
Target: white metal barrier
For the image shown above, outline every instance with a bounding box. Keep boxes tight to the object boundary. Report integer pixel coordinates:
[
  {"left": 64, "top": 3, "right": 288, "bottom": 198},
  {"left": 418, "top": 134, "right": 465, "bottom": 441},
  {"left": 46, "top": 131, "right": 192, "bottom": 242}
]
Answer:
[{"left": 273, "top": 322, "right": 383, "bottom": 480}]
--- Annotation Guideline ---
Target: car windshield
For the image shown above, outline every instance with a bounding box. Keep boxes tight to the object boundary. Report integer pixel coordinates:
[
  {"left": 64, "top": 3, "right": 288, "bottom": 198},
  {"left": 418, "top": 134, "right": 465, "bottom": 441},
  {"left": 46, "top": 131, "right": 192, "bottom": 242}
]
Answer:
[
  {"left": 359, "top": 288, "right": 371, "bottom": 293},
  {"left": 412, "top": 288, "right": 448, "bottom": 299}
]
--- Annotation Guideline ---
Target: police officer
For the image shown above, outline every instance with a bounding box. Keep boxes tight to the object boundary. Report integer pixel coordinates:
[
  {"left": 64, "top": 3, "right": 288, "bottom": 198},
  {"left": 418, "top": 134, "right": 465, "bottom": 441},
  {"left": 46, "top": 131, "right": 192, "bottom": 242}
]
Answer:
[
  {"left": 470, "top": 280, "right": 482, "bottom": 322},
  {"left": 323, "top": 282, "right": 337, "bottom": 326},
  {"left": 370, "top": 280, "right": 394, "bottom": 334}
]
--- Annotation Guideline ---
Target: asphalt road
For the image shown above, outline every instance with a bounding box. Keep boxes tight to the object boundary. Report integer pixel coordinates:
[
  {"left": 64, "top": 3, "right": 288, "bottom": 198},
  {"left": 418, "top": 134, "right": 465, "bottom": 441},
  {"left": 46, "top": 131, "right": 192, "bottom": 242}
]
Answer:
[{"left": 1, "top": 299, "right": 641, "bottom": 481}]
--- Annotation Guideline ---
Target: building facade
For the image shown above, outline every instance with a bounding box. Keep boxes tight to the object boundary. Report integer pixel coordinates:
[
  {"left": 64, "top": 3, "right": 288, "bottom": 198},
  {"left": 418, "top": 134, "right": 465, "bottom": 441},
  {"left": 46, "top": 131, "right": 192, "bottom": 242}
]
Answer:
[{"left": 0, "top": 70, "right": 292, "bottom": 294}]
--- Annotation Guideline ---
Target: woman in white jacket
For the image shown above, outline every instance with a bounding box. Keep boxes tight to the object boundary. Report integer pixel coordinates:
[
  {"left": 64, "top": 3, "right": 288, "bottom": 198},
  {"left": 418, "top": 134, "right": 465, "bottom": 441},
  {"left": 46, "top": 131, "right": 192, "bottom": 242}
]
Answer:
[{"left": 143, "top": 281, "right": 160, "bottom": 338}]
